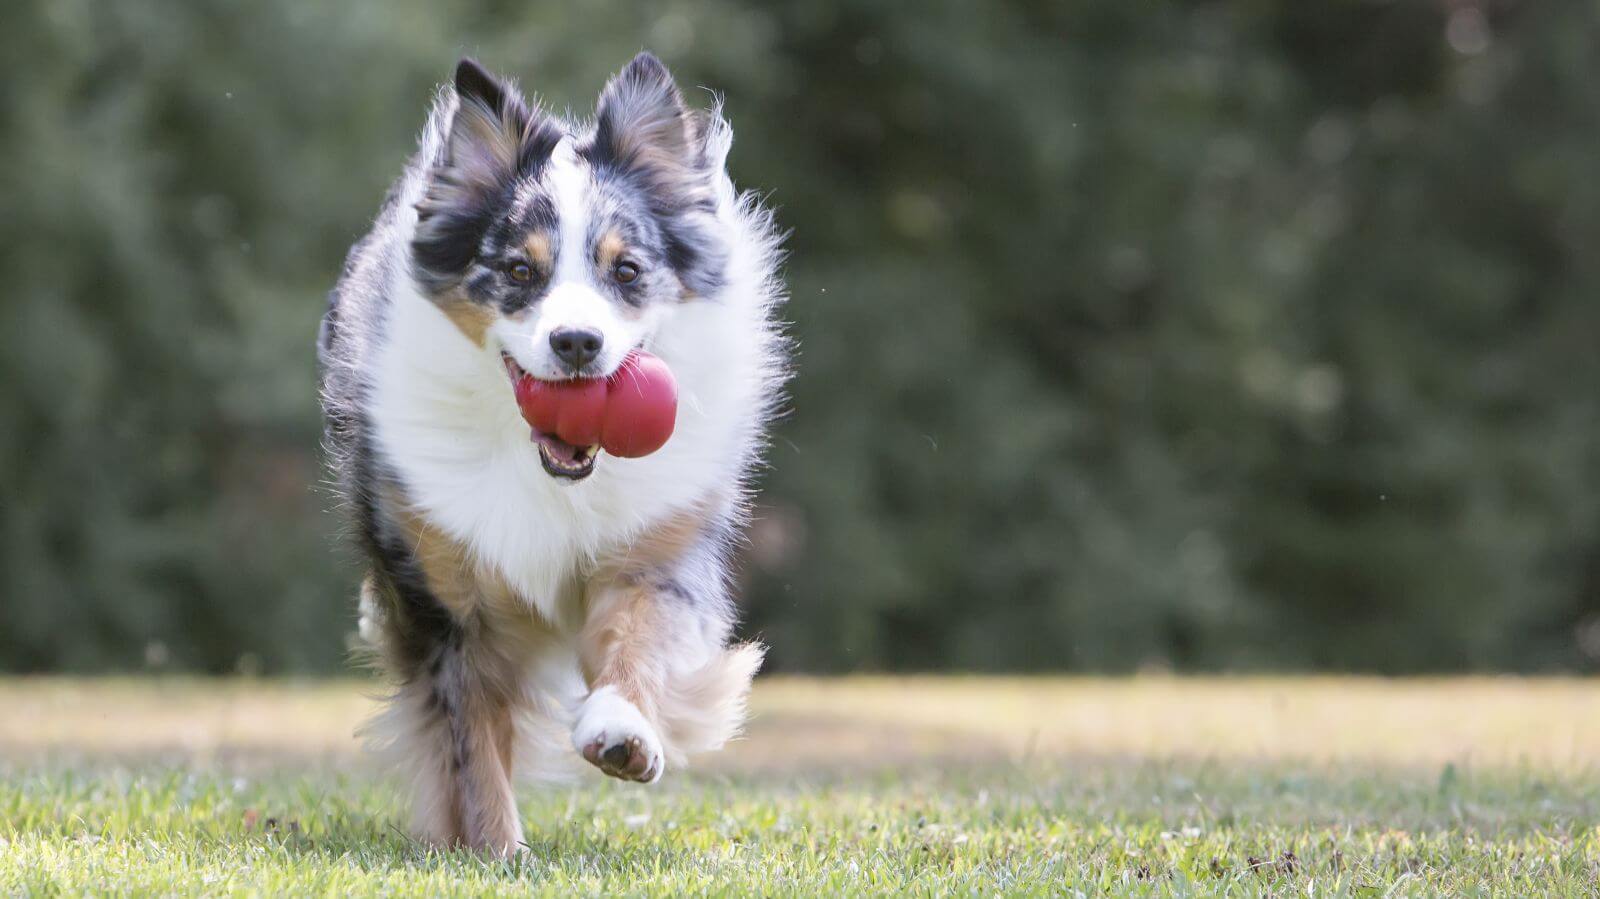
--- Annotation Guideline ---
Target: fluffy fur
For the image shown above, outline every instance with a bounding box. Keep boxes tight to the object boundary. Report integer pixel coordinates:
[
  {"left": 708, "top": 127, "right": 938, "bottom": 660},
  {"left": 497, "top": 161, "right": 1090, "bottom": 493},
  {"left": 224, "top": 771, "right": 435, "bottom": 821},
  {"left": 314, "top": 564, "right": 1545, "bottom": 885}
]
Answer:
[{"left": 319, "top": 54, "right": 786, "bottom": 856}]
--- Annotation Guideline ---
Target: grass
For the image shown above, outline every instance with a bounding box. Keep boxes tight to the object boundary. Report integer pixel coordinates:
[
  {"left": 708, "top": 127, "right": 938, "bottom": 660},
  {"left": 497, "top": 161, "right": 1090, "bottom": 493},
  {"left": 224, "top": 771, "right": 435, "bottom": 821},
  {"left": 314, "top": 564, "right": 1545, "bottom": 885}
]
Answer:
[{"left": 2, "top": 677, "right": 1599, "bottom": 895}]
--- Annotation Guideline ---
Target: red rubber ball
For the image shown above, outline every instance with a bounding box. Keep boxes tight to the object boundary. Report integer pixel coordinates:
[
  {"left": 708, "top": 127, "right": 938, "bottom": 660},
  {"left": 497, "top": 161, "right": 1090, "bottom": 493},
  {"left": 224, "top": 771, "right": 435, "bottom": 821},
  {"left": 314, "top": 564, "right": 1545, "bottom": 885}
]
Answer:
[{"left": 601, "top": 351, "right": 678, "bottom": 458}]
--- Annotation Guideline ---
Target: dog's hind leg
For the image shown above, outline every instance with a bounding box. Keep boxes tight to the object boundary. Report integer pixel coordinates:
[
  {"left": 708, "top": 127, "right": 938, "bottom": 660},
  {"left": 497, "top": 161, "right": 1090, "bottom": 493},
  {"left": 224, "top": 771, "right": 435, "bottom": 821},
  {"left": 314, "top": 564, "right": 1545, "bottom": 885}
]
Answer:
[{"left": 573, "top": 507, "right": 765, "bottom": 782}]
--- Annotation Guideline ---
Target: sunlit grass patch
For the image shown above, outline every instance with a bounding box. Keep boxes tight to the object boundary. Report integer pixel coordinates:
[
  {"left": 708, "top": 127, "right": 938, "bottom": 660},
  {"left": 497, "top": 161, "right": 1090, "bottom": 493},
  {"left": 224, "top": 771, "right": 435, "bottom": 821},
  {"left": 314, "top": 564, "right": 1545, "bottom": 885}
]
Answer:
[{"left": 2, "top": 677, "right": 1599, "bottom": 895}]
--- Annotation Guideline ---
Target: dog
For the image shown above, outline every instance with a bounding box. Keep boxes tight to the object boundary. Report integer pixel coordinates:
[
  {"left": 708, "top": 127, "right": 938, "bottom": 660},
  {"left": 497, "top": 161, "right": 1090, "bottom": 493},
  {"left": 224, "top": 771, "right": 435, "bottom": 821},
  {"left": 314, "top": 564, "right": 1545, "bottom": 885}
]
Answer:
[{"left": 317, "top": 53, "right": 786, "bottom": 855}]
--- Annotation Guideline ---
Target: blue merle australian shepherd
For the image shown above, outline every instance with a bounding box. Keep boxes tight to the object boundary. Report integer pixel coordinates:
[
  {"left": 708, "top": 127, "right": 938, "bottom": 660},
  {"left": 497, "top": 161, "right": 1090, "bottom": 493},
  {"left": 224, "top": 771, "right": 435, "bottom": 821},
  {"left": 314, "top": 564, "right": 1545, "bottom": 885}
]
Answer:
[{"left": 318, "top": 53, "right": 786, "bottom": 855}]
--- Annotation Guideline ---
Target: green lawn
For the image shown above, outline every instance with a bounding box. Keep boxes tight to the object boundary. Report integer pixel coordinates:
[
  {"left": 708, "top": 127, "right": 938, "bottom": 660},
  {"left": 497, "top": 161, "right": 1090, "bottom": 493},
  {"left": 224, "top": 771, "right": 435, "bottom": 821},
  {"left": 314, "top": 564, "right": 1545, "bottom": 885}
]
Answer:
[{"left": 3, "top": 677, "right": 1598, "bottom": 896}]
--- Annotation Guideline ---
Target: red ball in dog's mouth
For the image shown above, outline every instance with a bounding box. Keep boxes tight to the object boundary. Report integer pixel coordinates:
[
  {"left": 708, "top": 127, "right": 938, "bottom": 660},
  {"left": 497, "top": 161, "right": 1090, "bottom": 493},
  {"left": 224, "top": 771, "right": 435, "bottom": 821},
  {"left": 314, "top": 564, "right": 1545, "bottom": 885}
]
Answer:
[{"left": 506, "top": 350, "right": 678, "bottom": 480}]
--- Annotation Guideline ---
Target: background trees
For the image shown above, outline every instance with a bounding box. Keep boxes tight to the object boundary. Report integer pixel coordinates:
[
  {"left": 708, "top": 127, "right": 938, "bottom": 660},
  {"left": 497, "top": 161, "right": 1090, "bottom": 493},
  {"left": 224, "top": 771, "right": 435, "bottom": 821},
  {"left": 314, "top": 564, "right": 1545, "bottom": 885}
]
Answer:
[{"left": 2, "top": 0, "right": 1595, "bottom": 673}]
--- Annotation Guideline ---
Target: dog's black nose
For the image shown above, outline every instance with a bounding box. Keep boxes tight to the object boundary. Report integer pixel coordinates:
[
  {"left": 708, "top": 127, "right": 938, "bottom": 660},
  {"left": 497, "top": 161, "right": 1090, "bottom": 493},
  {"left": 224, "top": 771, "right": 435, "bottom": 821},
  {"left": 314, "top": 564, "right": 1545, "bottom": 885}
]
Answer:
[{"left": 549, "top": 327, "right": 604, "bottom": 370}]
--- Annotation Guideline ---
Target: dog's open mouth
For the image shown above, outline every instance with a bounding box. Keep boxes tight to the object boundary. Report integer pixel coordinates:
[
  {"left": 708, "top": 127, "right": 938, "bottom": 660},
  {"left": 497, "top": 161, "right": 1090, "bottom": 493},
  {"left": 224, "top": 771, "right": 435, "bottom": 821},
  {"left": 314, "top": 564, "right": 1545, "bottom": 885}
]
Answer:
[
  {"left": 502, "top": 353, "right": 600, "bottom": 481},
  {"left": 533, "top": 429, "right": 599, "bottom": 480}
]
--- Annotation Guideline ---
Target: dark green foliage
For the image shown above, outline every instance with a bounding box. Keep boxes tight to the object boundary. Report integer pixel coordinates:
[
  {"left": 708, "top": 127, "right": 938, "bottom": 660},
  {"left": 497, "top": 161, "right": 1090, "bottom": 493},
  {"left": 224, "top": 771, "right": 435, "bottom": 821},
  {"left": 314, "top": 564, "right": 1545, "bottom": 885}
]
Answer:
[{"left": 1, "top": 1, "right": 1595, "bottom": 672}]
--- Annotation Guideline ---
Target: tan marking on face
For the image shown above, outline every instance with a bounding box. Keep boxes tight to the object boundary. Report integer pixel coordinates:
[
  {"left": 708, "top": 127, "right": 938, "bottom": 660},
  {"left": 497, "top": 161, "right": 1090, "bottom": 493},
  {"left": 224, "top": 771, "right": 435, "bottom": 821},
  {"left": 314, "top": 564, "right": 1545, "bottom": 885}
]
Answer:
[
  {"left": 523, "top": 232, "right": 554, "bottom": 271},
  {"left": 596, "top": 229, "right": 627, "bottom": 272},
  {"left": 436, "top": 289, "right": 499, "bottom": 348}
]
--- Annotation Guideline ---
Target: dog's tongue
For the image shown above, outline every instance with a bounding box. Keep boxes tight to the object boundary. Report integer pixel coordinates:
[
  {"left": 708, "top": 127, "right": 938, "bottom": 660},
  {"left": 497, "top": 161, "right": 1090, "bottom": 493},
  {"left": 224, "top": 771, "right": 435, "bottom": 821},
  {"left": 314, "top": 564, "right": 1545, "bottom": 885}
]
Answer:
[{"left": 514, "top": 351, "right": 678, "bottom": 459}]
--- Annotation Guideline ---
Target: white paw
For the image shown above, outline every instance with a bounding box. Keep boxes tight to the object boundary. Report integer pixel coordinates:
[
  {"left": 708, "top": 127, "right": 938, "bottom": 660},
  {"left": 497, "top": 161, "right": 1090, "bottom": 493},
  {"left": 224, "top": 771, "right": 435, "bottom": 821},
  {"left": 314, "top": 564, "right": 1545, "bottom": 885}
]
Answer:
[{"left": 571, "top": 686, "right": 664, "bottom": 783}]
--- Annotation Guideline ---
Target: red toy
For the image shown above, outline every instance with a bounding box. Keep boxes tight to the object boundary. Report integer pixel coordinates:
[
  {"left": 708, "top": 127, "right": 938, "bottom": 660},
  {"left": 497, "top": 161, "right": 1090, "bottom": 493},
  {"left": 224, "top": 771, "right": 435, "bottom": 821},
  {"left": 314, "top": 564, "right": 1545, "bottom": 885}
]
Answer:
[{"left": 514, "top": 350, "right": 678, "bottom": 458}]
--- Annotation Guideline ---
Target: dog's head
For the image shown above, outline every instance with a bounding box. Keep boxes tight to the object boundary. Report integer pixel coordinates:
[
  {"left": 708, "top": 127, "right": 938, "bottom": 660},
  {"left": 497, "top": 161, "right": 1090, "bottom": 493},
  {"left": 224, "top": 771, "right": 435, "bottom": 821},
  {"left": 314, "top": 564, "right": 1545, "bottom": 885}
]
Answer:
[{"left": 411, "top": 54, "right": 727, "bottom": 479}]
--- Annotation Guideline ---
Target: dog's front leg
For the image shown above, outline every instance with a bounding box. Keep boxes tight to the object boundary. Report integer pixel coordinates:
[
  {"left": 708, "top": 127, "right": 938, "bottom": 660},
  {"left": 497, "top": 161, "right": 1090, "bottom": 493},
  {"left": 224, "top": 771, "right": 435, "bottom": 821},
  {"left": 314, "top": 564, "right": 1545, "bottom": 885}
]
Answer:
[
  {"left": 412, "top": 635, "right": 523, "bottom": 854},
  {"left": 571, "top": 579, "right": 672, "bottom": 782},
  {"left": 362, "top": 570, "right": 524, "bottom": 856},
  {"left": 573, "top": 551, "right": 764, "bottom": 783}
]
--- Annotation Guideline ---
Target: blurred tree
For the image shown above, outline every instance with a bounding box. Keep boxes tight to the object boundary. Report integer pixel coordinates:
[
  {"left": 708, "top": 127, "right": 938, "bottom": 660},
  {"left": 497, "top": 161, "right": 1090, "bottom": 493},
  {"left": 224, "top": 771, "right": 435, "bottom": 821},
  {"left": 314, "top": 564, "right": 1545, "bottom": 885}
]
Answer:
[{"left": 0, "top": 0, "right": 1594, "bottom": 673}]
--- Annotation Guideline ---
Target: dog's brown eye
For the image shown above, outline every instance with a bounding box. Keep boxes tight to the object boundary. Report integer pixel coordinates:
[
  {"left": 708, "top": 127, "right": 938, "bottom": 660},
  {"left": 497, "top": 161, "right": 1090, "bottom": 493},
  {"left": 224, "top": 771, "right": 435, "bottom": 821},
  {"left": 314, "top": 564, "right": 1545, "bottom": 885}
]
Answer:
[
  {"left": 613, "top": 261, "right": 640, "bottom": 284},
  {"left": 507, "top": 262, "right": 533, "bottom": 283}
]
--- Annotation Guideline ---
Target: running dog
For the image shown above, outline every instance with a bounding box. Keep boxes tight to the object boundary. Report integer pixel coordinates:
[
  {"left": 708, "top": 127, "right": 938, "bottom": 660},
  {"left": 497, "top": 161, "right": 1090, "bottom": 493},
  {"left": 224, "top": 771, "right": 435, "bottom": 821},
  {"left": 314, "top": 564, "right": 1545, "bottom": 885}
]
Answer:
[{"left": 318, "top": 53, "right": 786, "bottom": 855}]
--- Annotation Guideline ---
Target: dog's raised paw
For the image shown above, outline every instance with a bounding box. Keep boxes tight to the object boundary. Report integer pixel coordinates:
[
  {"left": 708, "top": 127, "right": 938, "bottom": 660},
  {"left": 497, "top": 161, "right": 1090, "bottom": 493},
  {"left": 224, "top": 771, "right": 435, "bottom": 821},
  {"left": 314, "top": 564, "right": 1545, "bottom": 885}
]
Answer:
[
  {"left": 584, "top": 733, "right": 659, "bottom": 782},
  {"left": 572, "top": 686, "right": 664, "bottom": 783}
]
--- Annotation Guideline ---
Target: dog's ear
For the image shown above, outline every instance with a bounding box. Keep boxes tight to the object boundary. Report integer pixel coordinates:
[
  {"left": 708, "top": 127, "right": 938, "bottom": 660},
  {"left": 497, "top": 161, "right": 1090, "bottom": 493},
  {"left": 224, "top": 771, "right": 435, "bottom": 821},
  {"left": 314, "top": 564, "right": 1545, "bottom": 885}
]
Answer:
[
  {"left": 454, "top": 58, "right": 512, "bottom": 122},
  {"left": 413, "top": 59, "right": 558, "bottom": 289},
  {"left": 591, "top": 53, "right": 728, "bottom": 298},
  {"left": 592, "top": 52, "right": 703, "bottom": 176},
  {"left": 438, "top": 58, "right": 537, "bottom": 198}
]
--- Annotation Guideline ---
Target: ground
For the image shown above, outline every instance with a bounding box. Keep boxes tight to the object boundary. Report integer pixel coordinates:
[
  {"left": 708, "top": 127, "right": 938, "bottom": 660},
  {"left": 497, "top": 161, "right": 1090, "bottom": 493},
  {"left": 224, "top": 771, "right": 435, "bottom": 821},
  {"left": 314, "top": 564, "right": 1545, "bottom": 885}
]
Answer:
[{"left": 2, "top": 677, "right": 1598, "bottom": 896}]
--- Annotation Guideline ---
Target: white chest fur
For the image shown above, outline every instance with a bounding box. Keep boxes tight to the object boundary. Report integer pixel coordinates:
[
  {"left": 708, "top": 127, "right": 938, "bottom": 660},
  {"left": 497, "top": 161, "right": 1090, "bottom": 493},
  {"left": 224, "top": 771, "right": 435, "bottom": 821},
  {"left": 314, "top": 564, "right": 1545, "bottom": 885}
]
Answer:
[{"left": 367, "top": 273, "right": 766, "bottom": 625}]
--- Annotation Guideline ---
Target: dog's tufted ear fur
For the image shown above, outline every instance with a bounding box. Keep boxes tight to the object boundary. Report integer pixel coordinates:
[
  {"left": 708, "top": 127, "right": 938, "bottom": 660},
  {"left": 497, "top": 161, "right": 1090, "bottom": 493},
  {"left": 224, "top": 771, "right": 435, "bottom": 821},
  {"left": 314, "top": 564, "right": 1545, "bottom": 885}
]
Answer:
[
  {"left": 454, "top": 58, "right": 512, "bottom": 124},
  {"left": 591, "top": 53, "right": 699, "bottom": 174},
  {"left": 588, "top": 53, "right": 728, "bottom": 298},
  {"left": 412, "top": 59, "right": 560, "bottom": 292}
]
